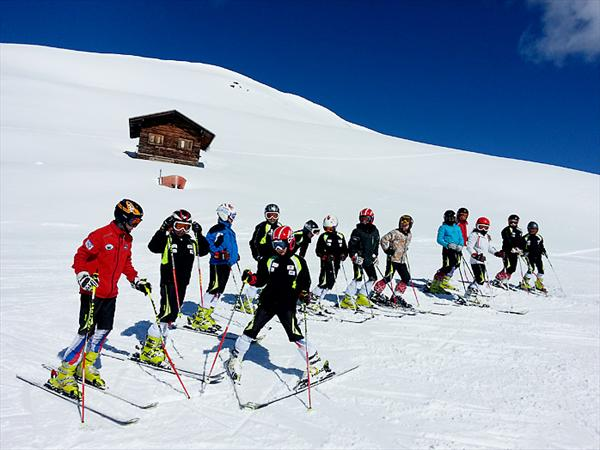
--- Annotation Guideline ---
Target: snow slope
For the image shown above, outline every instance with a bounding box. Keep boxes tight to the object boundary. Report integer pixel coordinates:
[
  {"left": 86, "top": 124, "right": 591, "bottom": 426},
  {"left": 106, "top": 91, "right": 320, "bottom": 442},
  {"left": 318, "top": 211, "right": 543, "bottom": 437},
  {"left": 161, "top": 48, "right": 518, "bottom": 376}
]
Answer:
[{"left": 1, "top": 44, "right": 599, "bottom": 449}]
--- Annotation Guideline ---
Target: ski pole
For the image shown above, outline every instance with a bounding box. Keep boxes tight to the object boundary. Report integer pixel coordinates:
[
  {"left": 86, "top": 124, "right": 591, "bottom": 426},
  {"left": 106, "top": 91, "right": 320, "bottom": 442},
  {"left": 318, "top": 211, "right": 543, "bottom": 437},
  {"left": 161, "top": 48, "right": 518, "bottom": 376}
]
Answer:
[
  {"left": 330, "top": 259, "right": 342, "bottom": 309},
  {"left": 404, "top": 256, "right": 420, "bottom": 308},
  {"left": 360, "top": 266, "right": 375, "bottom": 318},
  {"left": 207, "top": 275, "right": 243, "bottom": 379},
  {"left": 194, "top": 232, "right": 205, "bottom": 308},
  {"left": 544, "top": 253, "right": 564, "bottom": 295},
  {"left": 374, "top": 263, "right": 398, "bottom": 305},
  {"left": 518, "top": 255, "right": 532, "bottom": 295},
  {"left": 168, "top": 236, "right": 182, "bottom": 316},
  {"left": 302, "top": 307, "right": 312, "bottom": 411},
  {"left": 81, "top": 277, "right": 97, "bottom": 424},
  {"left": 146, "top": 287, "right": 190, "bottom": 399}
]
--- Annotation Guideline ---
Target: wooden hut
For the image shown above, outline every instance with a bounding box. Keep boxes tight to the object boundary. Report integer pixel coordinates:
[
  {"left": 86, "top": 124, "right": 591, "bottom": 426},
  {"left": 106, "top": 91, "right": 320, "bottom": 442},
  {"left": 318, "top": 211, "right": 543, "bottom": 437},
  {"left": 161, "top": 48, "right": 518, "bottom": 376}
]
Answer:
[{"left": 129, "top": 110, "right": 215, "bottom": 166}]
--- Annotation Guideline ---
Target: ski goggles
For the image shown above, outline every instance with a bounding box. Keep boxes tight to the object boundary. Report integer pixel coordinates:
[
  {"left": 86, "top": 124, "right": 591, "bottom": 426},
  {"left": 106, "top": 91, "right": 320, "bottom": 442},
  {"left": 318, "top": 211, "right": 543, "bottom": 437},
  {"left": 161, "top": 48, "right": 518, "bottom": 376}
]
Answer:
[
  {"left": 272, "top": 239, "right": 287, "bottom": 251},
  {"left": 509, "top": 220, "right": 519, "bottom": 226},
  {"left": 400, "top": 218, "right": 411, "bottom": 225},
  {"left": 359, "top": 216, "right": 373, "bottom": 224},
  {"left": 265, "top": 212, "right": 279, "bottom": 221},
  {"left": 310, "top": 228, "right": 320, "bottom": 236},
  {"left": 476, "top": 224, "right": 489, "bottom": 231},
  {"left": 174, "top": 221, "right": 191, "bottom": 231},
  {"left": 128, "top": 217, "right": 142, "bottom": 227}
]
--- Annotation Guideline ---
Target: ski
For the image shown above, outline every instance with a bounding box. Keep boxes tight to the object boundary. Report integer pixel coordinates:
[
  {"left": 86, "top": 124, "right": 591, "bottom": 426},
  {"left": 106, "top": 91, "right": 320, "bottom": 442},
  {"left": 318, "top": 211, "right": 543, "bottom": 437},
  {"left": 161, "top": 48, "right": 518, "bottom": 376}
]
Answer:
[
  {"left": 102, "top": 352, "right": 224, "bottom": 383},
  {"left": 241, "top": 365, "right": 360, "bottom": 410},
  {"left": 220, "top": 353, "right": 246, "bottom": 410},
  {"left": 41, "top": 364, "right": 158, "bottom": 410},
  {"left": 414, "top": 309, "right": 452, "bottom": 316},
  {"left": 493, "top": 308, "right": 529, "bottom": 315},
  {"left": 16, "top": 374, "right": 140, "bottom": 426},
  {"left": 179, "top": 325, "right": 234, "bottom": 339}
]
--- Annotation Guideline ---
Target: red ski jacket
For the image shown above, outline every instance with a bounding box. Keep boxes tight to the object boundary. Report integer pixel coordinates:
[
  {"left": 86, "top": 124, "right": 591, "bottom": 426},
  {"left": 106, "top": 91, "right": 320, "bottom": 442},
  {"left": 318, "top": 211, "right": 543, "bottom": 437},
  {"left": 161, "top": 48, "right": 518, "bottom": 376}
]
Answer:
[
  {"left": 458, "top": 221, "right": 469, "bottom": 245},
  {"left": 72, "top": 221, "right": 138, "bottom": 299}
]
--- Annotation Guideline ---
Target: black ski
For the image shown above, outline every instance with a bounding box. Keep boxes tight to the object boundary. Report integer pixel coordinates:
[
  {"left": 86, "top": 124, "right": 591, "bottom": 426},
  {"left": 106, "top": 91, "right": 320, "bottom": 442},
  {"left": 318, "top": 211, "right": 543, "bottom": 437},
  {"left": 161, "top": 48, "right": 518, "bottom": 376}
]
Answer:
[
  {"left": 241, "top": 365, "right": 360, "bottom": 410},
  {"left": 102, "top": 352, "right": 224, "bottom": 383},
  {"left": 179, "top": 325, "right": 234, "bottom": 339},
  {"left": 16, "top": 374, "right": 139, "bottom": 426},
  {"left": 41, "top": 364, "right": 158, "bottom": 410}
]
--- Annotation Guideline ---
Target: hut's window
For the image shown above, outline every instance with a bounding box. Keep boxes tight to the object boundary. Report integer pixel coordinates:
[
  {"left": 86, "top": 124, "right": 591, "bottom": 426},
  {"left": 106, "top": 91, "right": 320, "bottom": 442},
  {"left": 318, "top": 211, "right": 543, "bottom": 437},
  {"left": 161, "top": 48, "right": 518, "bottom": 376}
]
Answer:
[
  {"left": 148, "top": 133, "right": 164, "bottom": 145},
  {"left": 178, "top": 138, "right": 193, "bottom": 151}
]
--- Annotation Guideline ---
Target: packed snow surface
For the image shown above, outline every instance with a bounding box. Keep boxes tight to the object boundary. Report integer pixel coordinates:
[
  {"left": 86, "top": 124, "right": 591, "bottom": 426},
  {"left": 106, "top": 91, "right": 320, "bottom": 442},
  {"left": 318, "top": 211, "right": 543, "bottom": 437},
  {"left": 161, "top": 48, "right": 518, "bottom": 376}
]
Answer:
[{"left": 1, "top": 44, "right": 599, "bottom": 449}]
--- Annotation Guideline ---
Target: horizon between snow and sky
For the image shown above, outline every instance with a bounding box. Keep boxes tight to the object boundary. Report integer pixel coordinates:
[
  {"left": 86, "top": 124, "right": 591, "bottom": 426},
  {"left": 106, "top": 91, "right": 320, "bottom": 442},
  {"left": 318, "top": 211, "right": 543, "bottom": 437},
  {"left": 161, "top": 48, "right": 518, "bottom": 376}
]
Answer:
[{"left": 1, "top": 0, "right": 599, "bottom": 174}]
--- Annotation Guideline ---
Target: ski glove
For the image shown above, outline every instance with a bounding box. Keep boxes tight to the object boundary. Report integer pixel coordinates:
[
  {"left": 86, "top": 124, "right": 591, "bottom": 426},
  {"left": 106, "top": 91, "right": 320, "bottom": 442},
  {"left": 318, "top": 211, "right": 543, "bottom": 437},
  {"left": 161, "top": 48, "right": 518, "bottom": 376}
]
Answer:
[
  {"left": 384, "top": 247, "right": 395, "bottom": 256},
  {"left": 472, "top": 253, "right": 486, "bottom": 262},
  {"left": 192, "top": 221, "right": 202, "bottom": 234},
  {"left": 511, "top": 248, "right": 523, "bottom": 255},
  {"left": 77, "top": 272, "right": 99, "bottom": 291},
  {"left": 352, "top": 255, "right": 364, "bottom": 266},
  {"left": 448, "top": 243, "right": 463, "bottom": 252},
  {"left": 132, "top": 277, "right": 152, "bottom": 295},
  {"left": 161, "top": 216, "right": 175, "bottom": 231},
  {"left": 214, "top": 249, "right": 230, "bottom": 261},
  {"left": 242, "top": 269, "right": 257, "bottom": 285},
  {"left": 298, "top": 290, "right": 310, "bottom": 304},
  {"left": 321, "top": 254, "right": 334, "bottom": 262},
  {"left": 494, "top": 250, "right": 505, "bottom": 258}
]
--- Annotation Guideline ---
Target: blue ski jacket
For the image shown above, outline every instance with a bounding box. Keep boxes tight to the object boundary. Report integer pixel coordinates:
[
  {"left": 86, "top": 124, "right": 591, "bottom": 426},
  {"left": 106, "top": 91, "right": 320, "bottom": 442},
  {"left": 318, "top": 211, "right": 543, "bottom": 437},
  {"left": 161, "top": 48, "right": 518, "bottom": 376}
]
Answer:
[
  {"left": 436, "top": 223, "right": 464, "bottom": 249},
  {"left": 206, "top": 220, "right": 239, "bottom": 266}
]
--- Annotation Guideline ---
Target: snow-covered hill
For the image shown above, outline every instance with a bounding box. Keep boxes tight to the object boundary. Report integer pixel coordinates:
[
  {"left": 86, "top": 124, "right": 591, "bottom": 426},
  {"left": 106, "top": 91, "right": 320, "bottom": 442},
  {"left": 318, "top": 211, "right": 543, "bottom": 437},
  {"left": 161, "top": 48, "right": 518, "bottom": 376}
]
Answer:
[{"left": 1, "top": 44, "right": 598, "bottom": 449}]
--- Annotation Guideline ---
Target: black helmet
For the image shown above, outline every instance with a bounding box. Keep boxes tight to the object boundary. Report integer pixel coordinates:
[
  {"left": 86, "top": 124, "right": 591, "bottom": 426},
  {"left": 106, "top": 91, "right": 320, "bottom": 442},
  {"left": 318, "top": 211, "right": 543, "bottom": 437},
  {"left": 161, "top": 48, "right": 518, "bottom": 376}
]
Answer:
[
  {"left": 172, "top": 209, "right": 192, "bottom": 223},
  {"left": 457, "top": 207, "right": 469, "bottom": 216},
  {"left": 303, "top": 219, "right": 320, "bottom": 235},
  {"left": 508, "top": 214, "right": 520, "bottom": 223},
  {"left": 114, "top": 199, "right": 143, "bottom": 226},
  {"left": 443, "top": 210, "right": 456, "bottom": 224},
  {"left": 264, "top": 203, "right": 280, "bottom": 222},
  {"left": 527, "top": 221, "right": 539, "bottom": 231},
  {"left": 399, "top": 214, "right": 413, "bottom": 230},
  {"left": 264, "top": 203, "right": 280, "bottom": 214}
]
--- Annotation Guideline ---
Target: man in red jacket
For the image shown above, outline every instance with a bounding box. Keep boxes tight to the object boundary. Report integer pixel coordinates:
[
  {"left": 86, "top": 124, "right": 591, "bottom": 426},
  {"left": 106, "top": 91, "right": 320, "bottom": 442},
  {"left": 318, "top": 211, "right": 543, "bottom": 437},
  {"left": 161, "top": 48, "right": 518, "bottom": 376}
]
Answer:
[{"left": 47, "top": 199, "right": 152, "bottom": 398}]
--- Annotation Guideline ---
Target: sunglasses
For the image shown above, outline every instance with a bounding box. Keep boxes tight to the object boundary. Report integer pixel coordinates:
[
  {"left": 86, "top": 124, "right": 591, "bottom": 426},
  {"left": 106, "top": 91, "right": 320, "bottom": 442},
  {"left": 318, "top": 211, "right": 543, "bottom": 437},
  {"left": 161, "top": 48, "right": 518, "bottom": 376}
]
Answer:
[
  {"left": 128, "top": 217, "right": 142, "bottom": 227},
  {"left": 174, "top": 221, "right": 191, "bottom": 231},
  {"left": 265, "top": 212, "right": 279, "bottom": 221}
]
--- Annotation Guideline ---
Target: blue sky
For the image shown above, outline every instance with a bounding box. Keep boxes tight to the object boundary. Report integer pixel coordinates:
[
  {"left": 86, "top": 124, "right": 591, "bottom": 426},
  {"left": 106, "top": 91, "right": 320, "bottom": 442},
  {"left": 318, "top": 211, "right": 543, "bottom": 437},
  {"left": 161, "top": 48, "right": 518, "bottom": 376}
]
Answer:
[{"left": 1, "top": 0, "right": 599, "bottom": 174}]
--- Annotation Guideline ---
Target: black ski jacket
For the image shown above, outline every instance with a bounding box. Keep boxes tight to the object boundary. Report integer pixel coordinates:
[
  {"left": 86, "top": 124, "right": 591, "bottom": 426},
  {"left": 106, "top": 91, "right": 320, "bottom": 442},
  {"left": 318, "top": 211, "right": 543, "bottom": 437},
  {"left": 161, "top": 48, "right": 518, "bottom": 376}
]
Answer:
[
  {"left": 348, "top": 223, "right": 380, "bottom": 265},
  {"left": 148, "top": 230, "right": 209, "bottom": 286},
  {"left": 523, "top": 233, "right": 546, "bottom": 259},
  {"left": 500, "top": 226, "right": 526, "bottom": 253},
  {"left": 315, "top": 231, "right": 348, "bottom": 261},
  {"left": 254, "top": 253, "right": 311, "bottom": 309},
  {"left": 250, "top": 220, "right": 281, "bottom": 261},
  {"left": 292, "top": 229, "right": 315, "bottom": 258}
]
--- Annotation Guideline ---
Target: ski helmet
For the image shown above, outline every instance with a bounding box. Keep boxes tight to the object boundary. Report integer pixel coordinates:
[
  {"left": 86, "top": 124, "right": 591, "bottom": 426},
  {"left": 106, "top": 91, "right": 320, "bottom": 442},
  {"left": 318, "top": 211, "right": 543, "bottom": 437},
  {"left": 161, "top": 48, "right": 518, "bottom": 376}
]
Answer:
[
  {"left": 443, "top": 210, "right": 456, "bottom": 224},
  {"left": 272, "top": 225, "right": 296, "bottom": 252},
  {"left": 476, "top": 217, "right": 490, "bottom": 231},
  {"left": 323, "top": 215, "right": 338, "bottom": 229},
  {"left": 359, "top": 208, "right": 375, "bottom": 224},
  {"left": 303, "top": 219, "right": 320, "bottom": 236},
  {"left": 399, "top": 214, "right": 413, "bottom": 230},
  {"left": 264, "top": 204, "right": 280, "bottom": 222},
  {"left": 527, "top": 221, "right": 539, "bottom": 231},
  {"left": 457, "top": 207, "right": 469, "bottom": 218},
  {"left": 114, "top": 199, "right": 143, "bottom": 227},
  {"left": 216, "top": 203, "right": 236, "bottom": 222},
  {"left": 508, "top": 214, "right": 520, "bottom": 224},
  {"left": 172, "top": 209, "right": 192, "bottom": 232}
]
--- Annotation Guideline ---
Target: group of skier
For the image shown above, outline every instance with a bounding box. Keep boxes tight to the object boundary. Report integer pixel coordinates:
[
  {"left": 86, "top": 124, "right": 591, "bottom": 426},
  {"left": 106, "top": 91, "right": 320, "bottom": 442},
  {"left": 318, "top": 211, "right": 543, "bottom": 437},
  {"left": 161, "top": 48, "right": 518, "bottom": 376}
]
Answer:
[{"left": 47, "top": 199, "right": 549, "bottom": 398}]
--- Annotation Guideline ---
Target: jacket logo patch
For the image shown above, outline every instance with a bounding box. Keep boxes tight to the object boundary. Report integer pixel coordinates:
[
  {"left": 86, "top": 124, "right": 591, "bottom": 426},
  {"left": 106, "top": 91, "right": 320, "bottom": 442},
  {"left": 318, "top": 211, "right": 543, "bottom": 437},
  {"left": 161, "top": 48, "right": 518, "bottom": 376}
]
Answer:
[
  {"left": 124, "top": 245, "right": 129, "bottom": 250},
  {"left": 105, "top": 244, "right": 114, "bottom": 250},
  {"left": 85, "top": 239, "right": 94, "bottom": 250}
]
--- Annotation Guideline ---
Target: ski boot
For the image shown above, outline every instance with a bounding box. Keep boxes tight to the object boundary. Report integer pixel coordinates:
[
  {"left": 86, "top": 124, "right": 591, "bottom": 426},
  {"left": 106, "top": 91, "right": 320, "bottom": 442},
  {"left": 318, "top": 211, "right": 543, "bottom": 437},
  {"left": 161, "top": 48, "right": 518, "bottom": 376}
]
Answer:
[
  {"left": 226, "top": 350, "right": 242, "bottom": 383},
  {"left": 355, "top": 293, "right": 373, "bottom": 307},
  {"left": 393, "top": 295, "right": 413, "bottom": 309},
  {"left": 373, "top": 279, "right": 387, "bottom": 294},
  {"left": 298, "top": 353, "right": 332, "bottom": 389},
  {"left": 139, "top": 335, "right": 165, "bottom": 366},
  {"left": 47, "top": 361, "right": 80, "bottom": 399},
  {"left": 234, "top": 297, "right": 254, "bottom": 314},
  {"left": 535, "top": 277, "right": 547, "bottom": 293},
  {"left": 339, "top": 295, "right": 356, "bottom": 310},
  {"left": 428, "top": 278, "right": 447, "bottom": 294},
  {"left": 520, "top": 277, "right": 533, "bottom": 291},
  {"left": 395, "top": 281, "right": 407, "bottom": 295},
  {"left": 76, "top": 351, "right": 105, "bottom": 389},
  {"left": 440, "top": 276, "right": 458, "bottom": 291},
  {"left": 188, "top": 306, "right": 221, "bottom": 331},
  {"left": 464, "top": 285, "right": 479, "bottom": 302}
]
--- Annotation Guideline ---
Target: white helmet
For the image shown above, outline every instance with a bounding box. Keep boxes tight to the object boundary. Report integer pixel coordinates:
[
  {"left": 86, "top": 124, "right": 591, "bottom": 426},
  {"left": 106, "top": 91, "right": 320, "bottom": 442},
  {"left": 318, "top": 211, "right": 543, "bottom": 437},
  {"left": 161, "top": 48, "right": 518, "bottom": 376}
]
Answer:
[
  {"left": 216, "top": 203, "right": 236, "bottom": 222},
  {"left": 323, "top": 214, "right": 338, "bottom": 229}
]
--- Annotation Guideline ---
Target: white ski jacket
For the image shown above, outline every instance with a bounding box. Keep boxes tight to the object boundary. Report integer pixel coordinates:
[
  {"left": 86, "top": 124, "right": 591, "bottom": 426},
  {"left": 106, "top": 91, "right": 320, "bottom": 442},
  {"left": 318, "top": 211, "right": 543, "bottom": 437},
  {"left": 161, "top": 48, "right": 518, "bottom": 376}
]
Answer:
[{"left": 466, "top": 230, "right": 498, "bottom": 265}]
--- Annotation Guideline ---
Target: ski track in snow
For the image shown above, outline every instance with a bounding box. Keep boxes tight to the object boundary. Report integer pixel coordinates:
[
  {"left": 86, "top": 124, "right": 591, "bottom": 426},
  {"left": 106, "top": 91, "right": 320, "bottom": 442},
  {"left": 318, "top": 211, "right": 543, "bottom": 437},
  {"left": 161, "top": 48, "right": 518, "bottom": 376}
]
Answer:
[{"left": 1, "top": 44, "right": 599, "bottom": 449}]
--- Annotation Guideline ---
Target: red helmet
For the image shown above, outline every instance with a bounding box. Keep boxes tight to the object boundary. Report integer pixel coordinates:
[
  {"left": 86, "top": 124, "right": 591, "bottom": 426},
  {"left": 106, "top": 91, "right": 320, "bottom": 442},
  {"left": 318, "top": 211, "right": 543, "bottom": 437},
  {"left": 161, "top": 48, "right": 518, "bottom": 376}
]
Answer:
[
  {"left": 272, "top": 225, "right": 296, "bottom": 251},
  {"left": 476, "top": 217, "right": 490, "bottom": 231},
  {"left": 359, "top": 208, "right": 374, "bottom": 224}
]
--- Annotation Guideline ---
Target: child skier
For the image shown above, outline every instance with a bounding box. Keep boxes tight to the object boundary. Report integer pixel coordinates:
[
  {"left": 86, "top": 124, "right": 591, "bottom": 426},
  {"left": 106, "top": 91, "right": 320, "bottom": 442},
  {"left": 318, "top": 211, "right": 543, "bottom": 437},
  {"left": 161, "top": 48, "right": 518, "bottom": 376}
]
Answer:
[
  {"left": 311, "top": 215, "right": 348, "bottom": 309},
  {"left": 48, "top": 199, "right": 151, "bottom": 398},
  {"left": 429, "top": 210, "right": 464, "bottom": 293},
  {"left": 227, "top": 225, "right": 331, "bottom": 383},
  {"left": 373, "top": 214, "right": 413, "bottom": 308},
  {"left": 521, "top": 221, "right": 547, "bottom": 292},
  {"left": 464, "top": 217, "right": 504, "bottom": 301},
  {"left": 494, "top": 214, "right": 526, "bottom": 286},
  {"left": 341, "top": 208, "right": 380, "bottom": 309},
  {"left": 139, "top": 209, "right": 209, "bottom": 365},
  {"left": 188, "top": 203, "right": 239, "bottom": 331},
  {"left": 457, "top": 207, "right": 469, "bottom": 245},
  {"left": 293, "top": 219, "right": 321, "bottom": 258}
]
